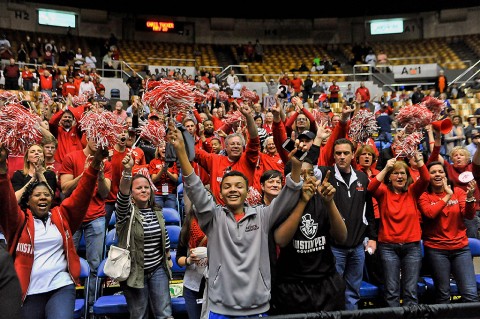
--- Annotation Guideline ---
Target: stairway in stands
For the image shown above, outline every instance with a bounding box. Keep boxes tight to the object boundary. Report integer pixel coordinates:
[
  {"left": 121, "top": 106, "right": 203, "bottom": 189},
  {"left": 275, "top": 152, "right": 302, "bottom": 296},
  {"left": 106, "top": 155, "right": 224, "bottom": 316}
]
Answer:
[
  {"left": 213, "top": 45, "right": 244, "bottom": 80},
  {"left": 448, "top": 39, "right": 479, "bottom": 66}
]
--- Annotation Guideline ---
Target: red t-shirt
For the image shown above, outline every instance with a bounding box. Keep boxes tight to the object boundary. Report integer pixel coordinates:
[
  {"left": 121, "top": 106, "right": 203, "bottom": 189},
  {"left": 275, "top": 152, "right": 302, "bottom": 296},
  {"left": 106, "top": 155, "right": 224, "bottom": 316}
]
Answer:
[
  {"left": 59, "top": 150, "right": 112, "bottom": 222},
  {"left": 195, "top": 136, "right": 260, "bottom": 204},
  {"left": 106, "top": 148, "right": 129, "bottom": 204},
  {"left": 49, "top": 111, "right": 84, "bottom": 164},
  {"left": 149, "top": 158, "right": 178, "bottom": 195}
]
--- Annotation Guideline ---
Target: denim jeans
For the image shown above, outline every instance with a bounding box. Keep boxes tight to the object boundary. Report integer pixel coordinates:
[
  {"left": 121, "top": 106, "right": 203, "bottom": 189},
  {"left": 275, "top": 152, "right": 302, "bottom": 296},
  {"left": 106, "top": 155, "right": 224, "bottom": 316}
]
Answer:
[
  {"left": 104, "top": 202, "right": 116, "bottom": 230},
  {"left": 464, "top": 211, "right": 480, "bottom": 239},
  {"left": 424, "top": 245, "right": 479, "bottom": 303},
  {"left": 378, "top": 241, "right": 422, "bottom": 307},
  {"left": 183, "top": 286, "right": 203, "bottom": 319},
  {"left": 121, "top": 265, "right": 172, "bottom": 318},
  {"left": 331, "top": 243, "right": 365, "bottom": 310},
  {"left": 73, "top": 216, "right": 106, "bottom": 306},
  {"left": 155, "top": 194, "right": 178, "bottom": 210},
  {"left": 21, "top": 284, "right": 75, "bottom": 319}
]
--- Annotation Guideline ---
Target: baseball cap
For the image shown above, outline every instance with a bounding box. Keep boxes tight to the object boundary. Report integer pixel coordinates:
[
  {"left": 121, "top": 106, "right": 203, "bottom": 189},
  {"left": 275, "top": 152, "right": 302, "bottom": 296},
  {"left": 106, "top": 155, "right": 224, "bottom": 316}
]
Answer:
[{"left": 297, "top": 130, "right": 315, "bottom": 140}]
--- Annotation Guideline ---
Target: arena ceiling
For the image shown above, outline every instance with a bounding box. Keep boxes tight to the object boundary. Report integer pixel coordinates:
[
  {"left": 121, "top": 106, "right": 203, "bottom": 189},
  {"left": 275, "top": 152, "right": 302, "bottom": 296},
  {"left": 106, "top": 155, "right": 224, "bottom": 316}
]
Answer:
[{"left": 31, "top": 0, "right": 479, "bottom": 19}]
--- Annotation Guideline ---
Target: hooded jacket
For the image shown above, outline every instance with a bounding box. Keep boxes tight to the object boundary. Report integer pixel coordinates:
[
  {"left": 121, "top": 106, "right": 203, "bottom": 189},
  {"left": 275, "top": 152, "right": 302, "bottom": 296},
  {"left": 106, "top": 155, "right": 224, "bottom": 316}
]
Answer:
[
  {"left": 0, "top": 166, "right": 100, "bottom": 301},
  {"left": 184, "top": 171, "right": 302, "bottom": 316}
]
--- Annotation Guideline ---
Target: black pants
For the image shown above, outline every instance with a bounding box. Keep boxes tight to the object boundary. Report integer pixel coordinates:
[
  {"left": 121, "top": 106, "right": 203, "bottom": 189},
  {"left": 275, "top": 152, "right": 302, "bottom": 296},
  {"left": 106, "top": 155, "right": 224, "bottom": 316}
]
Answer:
[
  {"left": 270, "top": 272, "right": 346, "bottom": 315},
  {"left": 0, "top": 243, "right": 23, "bottom": 319}
]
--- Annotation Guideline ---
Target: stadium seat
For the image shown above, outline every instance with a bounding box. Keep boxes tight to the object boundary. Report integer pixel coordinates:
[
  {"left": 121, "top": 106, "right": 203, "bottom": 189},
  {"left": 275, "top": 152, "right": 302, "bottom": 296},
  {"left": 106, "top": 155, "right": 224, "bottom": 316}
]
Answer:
[
  {"left": 467, "top": 237, "right": 480, "bottom": 290},
  {"left": 92, "top": 259, "right": 128, "bottom": 318},
  {"left": 170, "top": 250, "right": 186, "bottom": 279},
  {"left": 163, "top": 207, "right": 181, "bottom": 226},
  {"left": 166, "top": 225, "right": 181, "bottom": 250},
  {"left": 110, "top": 88, "right": 120, "bottom": 99},
  {"left": 74, "top": 257, "right": 90, "bottom": 319}
]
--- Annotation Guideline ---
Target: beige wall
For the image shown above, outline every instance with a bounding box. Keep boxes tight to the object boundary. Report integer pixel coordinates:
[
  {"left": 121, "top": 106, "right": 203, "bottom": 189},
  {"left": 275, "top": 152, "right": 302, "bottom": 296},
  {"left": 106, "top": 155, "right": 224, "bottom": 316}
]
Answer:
[{"left": 0, "top": 2, "right": 479, "bottom": 45}]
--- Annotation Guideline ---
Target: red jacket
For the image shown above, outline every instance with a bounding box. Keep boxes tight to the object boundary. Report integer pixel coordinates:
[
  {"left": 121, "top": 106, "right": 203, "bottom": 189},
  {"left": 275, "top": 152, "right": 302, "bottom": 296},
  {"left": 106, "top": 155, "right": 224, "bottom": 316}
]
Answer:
[{"left": 0, "top": 166, "right": 100, "bottom": 301}]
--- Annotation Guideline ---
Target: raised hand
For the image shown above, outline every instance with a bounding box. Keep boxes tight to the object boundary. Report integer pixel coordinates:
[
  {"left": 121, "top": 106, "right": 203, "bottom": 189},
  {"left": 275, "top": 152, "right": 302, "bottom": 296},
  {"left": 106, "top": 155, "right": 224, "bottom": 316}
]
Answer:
[
  {"left": 316, "top": 170, "right": 335, "bottom": 202},
  {"left": 301, "top": 177, "right": 317, "bottom": 202},
  {"left": 91, "top": 146, "right": 109, "bottom": 170},
  {"left": 122, "top": 152, "right": 134, "bottom": 171},
  {"left": 385, "top": 158, "right": 396, "bottom": 170},
  {"left": 467, "top": 180, "right": 477, "bottom": 198}
]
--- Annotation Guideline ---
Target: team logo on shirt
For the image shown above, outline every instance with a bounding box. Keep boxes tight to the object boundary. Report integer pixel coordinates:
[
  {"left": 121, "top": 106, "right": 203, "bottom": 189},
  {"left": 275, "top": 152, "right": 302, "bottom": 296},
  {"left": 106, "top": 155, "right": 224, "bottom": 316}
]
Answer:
[
  {"left": 300, "top": 214, "right": 317, "bottom": 240},
  {"left": 356, "top": 181, "right": 365, "bottom": 191}
]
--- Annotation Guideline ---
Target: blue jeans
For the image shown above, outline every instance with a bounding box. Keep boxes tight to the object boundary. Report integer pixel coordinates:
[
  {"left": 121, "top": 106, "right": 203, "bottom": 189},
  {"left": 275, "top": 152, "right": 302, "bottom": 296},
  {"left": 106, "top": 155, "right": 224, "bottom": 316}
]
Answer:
[
  {"left": 73, "top": 216, "right": 106, "bottom": 306},
  {"left": 424, "top": 245, "right": 479, "bottom": 303},
  {"left": 183, "top": 286, "right": 203, "bottom": 319},
  {"left": 21, "top": 284, "right": 75, "bottom": 319},
  {"left": 378, "top": 241, "right": 422, "bottom": 307},
  {"left": 331, "top": 243, "right": 365, "bottom": 310},
  {"left": 155, "top": 194, "right": 178, "bottom": 210},
  {"left": 121, "top": 265, "right": 172, "bottom": 318},
  {"left": 464, "top": 211, "right": 480, "bottom": 239}
]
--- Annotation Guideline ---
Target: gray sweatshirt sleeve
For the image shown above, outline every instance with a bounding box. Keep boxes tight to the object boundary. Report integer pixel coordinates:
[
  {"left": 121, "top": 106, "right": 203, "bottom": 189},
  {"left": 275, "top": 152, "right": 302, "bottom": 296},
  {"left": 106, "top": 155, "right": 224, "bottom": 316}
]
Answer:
[
  {"left": 263, "top": 172, "right": 303, "bottom": 229},
  {"left": 183, "top": 171, "right": 216, "bottom": 233}
]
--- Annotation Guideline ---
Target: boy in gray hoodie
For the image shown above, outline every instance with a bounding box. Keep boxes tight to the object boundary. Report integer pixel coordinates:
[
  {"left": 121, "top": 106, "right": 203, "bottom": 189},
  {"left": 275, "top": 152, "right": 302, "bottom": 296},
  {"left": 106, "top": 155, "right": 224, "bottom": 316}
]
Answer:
[{"left": 170, "top": 122, "right": 305, "bottom": 317}]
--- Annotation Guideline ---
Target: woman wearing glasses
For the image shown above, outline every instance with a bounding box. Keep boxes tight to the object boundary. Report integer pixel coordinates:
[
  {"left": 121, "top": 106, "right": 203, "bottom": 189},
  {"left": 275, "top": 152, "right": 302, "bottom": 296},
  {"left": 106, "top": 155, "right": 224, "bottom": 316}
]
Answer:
[{"left": 367, "top": 152, "right": 429, "bottom": 307}]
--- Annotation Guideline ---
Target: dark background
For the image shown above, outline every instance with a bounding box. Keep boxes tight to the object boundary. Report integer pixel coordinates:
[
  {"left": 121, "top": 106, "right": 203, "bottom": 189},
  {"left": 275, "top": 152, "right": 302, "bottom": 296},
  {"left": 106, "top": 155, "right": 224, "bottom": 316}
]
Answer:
[{"left": 30, "top": 0, "right": 480, "bottom": 19}]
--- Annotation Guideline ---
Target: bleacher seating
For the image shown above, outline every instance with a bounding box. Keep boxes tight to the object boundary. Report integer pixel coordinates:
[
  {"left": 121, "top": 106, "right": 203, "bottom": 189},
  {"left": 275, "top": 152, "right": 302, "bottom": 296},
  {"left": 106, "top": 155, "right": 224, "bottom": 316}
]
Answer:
[{"left": 74, "top": 257, "right": 91, "bottom": 319}]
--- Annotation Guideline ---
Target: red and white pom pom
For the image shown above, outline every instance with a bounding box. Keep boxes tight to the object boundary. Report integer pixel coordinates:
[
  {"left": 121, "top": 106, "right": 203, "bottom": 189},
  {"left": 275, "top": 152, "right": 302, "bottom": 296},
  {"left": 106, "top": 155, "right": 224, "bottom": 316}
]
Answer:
[
  {"left": 79, "top": 110, "right": 125, "bottom": 148},
  {"left": 218, "top": 91, "right": 229, "bottom": 102},
  {"left": 349, "top": 109, "right": 379, "bottom": 143},
  {"left": 135, "top": 166, "right": 158, "bottom": 192},
  {"left": 246, "top": 186, "right": 262, "bottom": 206},
  {"left": 142, "top": 78, "right": 196, "bottom": 115},
  {"left": 193, "top": 89, "right": 207, "bottom": 104},
  {"left": 396, "top": 131, "right": 423, "bottom": 157},
  {"left": 71, "top": 93, "right": 90, "bottom": 106},
  {"left": 0, "top": 91, "right": 20, "bottom": 105},
  {"left": 40, "top": 92, "right": 52, "bottom": 106},
  {"left": 313, "top": 109, "right": 331, "bottom": 127},
  {"left": 205, "top": 89, "right": 217, "bottom": 101},
  {"left": 0, "top": 103, "right": 43, "bottom": 154},
  {"left": 222, "top": 110, "right": 246, "bottom": 126},
  {"left": 240, "top": 86, "right": 257, "bottom": 102},
  {"left": 138, "top": 120, "right": 167, "bottom": 147},
  {"left": 396, "top": 104, "right": 433, "bottom": 133},
  {"left": 420, "top": 96, "right": 446, "bottom": 121}
]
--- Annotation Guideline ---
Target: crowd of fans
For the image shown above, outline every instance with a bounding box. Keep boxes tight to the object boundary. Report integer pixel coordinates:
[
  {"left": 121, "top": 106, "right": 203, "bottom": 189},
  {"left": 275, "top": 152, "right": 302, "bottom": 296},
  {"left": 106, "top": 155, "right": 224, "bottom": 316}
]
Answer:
[{"left": 2, "top": 31, "right": 480, "bottom": 319}]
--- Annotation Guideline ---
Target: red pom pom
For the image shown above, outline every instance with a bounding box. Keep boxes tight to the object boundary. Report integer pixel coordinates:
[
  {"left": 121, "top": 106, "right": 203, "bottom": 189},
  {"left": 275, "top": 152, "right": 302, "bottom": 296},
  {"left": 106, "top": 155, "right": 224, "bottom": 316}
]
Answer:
[
  {"left": 142, "top": 79, "right": 196, "bottom": 115},
  {"left": 138, "top": 120, "right": 167, "bottom": 147},
  {"left": 420, "top": 96, "right": 446, "bottom": 121},
  {"left": 0, "top": 103, "right": 43, "bottom": 155},
  {"left": 218, "top": 91, "right": 229, "bottom": 102},
  {"left": 240, "top": 86, "right": 257, "bottom": 102},
  {"left": 396, "top": 104, "right": 433, "bottom": 133},
  {"left": 246, "top": 186, "right": 262, "bottom": 206},
  {"left": 348, "top": 109, "right": 379, "bottom": 143},
  {"left": 79, "top": 110, "right": 125, "bottom": 148}
]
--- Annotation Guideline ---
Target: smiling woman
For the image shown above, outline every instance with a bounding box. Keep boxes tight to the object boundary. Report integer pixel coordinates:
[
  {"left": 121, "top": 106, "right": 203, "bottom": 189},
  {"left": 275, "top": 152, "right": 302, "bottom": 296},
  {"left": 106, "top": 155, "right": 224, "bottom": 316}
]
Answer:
[{"left": 0, "top": 144, "right": 107, "bottom": 319}]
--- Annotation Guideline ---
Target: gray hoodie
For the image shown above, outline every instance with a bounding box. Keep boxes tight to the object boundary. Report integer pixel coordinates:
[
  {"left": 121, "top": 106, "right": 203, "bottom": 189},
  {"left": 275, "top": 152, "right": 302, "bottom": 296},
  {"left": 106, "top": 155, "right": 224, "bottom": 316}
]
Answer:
[{"left": 183, "top": 172, "right": 302, "bottom": 316}]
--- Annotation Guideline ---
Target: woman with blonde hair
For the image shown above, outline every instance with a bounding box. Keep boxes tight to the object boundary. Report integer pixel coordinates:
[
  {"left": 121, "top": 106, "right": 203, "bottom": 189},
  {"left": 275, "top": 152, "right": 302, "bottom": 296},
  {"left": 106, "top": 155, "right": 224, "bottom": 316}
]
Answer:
[
  {"left": 11, "top": 144, "right": 57, "bottom": 203},
  {"left": 429, "top": 126, "right": 480, "bottom": 238}
]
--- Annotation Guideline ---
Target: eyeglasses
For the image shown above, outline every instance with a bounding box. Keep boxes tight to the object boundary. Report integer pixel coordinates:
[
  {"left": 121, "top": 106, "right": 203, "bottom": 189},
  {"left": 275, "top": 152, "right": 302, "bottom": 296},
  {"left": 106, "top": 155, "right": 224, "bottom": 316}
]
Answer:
[{"left": 297, "top": 118, "right": 307, "bottom": 122}]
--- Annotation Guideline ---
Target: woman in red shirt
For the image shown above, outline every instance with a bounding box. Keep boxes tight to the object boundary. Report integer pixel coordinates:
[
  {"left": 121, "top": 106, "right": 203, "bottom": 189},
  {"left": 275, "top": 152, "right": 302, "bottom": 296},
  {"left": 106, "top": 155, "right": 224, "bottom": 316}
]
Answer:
[
  {"left": 419, "top": 161, "right": 478, "bottom": 304},
  {"left": 368, "top": 152, "right": 429, "bottom": 307},
  {"left": 149, "top": 143, "right": 179, "bottom": 209}
]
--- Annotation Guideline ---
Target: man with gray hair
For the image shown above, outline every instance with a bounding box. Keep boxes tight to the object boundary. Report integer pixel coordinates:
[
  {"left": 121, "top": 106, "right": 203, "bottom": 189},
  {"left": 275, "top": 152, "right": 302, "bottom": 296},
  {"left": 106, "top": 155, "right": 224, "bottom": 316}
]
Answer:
[{"left": 194, "top": 101, "right": 259, "bottom": 204}]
